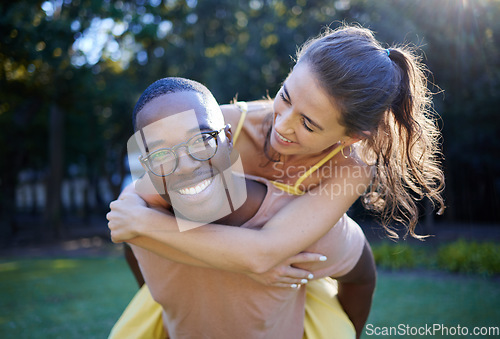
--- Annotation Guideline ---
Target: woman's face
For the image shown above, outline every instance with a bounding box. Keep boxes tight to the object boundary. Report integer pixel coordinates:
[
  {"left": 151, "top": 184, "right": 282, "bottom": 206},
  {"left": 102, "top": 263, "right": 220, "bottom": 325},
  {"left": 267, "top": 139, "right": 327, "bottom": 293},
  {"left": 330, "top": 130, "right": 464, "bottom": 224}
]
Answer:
[{"left": 271, "top": 62, "right": 353, "bottom": 156}]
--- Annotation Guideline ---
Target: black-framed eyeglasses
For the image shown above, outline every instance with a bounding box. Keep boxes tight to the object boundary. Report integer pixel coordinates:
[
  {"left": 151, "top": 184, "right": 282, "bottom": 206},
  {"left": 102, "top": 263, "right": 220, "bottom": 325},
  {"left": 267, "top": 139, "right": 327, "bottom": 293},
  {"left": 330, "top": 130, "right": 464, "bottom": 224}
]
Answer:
[{"left": 139, "top": 128, "right": 224, "bottom": 177}]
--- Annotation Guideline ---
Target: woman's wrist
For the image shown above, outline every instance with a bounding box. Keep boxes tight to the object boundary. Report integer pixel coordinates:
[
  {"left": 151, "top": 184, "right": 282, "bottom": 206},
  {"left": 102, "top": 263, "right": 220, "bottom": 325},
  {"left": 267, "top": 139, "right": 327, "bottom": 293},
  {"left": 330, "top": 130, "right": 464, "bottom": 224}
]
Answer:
[
  {"left": 137, "top": 205, "right": 178, "bottom": 237},
  {"left": 125, "top": 202, "right": 150, "bottom": 237}
]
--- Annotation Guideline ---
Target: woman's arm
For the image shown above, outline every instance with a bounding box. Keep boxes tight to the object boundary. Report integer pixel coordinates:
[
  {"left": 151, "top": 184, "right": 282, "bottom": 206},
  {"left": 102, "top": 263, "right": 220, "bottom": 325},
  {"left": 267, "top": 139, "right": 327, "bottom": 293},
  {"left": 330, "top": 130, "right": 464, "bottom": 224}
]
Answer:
[
  {"left": 108, "top": 170, "right": 371, "bottom": 274},
  {"left": 335, "top": 240, "right": 376, "bottom": 339},
  {"left": 116, "top": 181, "right": 323, "bottom": 284},
  {"left": 131, "top": 232, "right": 325, "bottom": 286},
  {"left": 118, "top": 181, "right": 221, "bottom": 269}
]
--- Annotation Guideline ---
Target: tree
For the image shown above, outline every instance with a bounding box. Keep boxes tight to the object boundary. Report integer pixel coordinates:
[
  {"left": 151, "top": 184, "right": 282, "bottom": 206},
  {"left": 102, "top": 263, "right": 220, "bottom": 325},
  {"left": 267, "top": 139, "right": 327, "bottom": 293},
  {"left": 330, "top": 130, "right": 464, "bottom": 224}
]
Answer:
[{"left": 1, "top": 0, "right": 499, "bottom": 244}]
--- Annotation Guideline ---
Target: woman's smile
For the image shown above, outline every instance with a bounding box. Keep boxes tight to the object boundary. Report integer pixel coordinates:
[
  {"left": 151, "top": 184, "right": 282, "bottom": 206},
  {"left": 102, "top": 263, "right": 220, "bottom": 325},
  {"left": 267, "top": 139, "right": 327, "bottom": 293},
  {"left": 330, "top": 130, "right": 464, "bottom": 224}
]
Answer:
[{"left": 274, "top": 128, "right": 296, "bottom": 145}]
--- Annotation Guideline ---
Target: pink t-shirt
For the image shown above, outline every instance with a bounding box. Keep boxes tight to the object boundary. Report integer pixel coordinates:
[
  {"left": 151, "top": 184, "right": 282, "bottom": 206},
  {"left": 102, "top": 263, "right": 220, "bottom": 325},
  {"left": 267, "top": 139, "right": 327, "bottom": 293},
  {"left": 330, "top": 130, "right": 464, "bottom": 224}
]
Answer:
[{"left": 131, "top": 175, "right": 365, "bottom": 339}]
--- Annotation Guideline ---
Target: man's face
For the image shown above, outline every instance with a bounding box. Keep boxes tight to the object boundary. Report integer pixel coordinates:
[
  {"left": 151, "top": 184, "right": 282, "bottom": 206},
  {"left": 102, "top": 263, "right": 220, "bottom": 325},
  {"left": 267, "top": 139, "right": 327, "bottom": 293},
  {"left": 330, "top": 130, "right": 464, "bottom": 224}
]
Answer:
[{"left": 132, "top": 91, "right": 245, "bottom": 229}]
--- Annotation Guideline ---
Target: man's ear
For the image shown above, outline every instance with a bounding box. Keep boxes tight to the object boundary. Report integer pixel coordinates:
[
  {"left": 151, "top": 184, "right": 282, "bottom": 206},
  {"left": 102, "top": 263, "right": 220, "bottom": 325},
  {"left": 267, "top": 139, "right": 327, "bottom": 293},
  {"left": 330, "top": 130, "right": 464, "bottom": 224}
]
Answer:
[{"left": 224, "top": 123, "right": 233, "bottom": 150}]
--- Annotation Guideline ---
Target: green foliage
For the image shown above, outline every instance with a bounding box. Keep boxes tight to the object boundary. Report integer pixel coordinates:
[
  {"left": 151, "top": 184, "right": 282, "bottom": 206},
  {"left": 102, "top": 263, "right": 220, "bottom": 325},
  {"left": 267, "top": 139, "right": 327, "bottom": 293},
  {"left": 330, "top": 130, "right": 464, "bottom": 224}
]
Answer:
[
  {"left": 372, "top": 243, "right": 423, "bottom": 270},
  {"left": 372, "top": 239, "right": 500, "bottom": 275},
  {"left": 437, "top": 239, "right": 500, "bottom": 275},
  {"left": 1, "top": 0, "right": 500, "bottom": 231}
]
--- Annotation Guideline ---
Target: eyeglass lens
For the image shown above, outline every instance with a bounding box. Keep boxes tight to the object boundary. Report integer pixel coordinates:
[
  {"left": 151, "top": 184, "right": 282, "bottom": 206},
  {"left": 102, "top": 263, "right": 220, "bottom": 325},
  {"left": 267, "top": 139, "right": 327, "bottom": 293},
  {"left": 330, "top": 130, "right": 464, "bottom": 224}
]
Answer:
[{"left": 147, "top": 132, "right": 218, "bottom": 176}]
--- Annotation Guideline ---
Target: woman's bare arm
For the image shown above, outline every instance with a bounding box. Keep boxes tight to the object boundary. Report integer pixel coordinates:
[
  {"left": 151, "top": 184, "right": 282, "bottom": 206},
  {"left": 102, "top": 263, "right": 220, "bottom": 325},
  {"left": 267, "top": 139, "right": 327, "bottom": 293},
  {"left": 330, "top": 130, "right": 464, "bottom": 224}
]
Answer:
[
  {"left": 119, "top": 181, "right": 219, "bottom": 269},
  {"left": 108, "top": 169, "right": 371, "bottom": 274},
  {"left": 118, "top": 182, "right": 323, "bottom": 284}
]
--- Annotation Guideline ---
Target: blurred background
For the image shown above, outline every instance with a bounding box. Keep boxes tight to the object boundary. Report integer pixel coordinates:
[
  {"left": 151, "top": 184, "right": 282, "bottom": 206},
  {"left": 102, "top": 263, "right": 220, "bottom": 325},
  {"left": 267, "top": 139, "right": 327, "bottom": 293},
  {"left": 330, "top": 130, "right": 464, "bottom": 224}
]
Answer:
[
  {"left": 1, "top": 1, "right": 500, "bottom": 338},
  {"left": 1, "top": 0, "right": 499, "bottom": 244}
]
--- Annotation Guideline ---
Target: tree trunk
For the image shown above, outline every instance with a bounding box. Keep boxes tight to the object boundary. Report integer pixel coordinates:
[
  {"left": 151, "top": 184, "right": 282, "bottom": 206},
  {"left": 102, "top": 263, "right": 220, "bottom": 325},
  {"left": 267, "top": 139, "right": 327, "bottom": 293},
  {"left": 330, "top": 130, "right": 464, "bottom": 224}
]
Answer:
[
  {"left": 0, "top": 169, "right": 18, "bottom": 242},
  {"left": 44, "top": 104, "right": 64, "bottom": 240}
]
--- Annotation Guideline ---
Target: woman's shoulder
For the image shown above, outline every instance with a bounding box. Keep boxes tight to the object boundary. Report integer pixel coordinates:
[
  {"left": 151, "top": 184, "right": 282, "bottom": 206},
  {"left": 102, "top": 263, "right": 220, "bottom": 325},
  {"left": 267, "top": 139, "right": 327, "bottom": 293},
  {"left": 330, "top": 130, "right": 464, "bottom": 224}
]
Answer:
[{"left": 221, "top": 100, "right": 273, "bottom": 127}]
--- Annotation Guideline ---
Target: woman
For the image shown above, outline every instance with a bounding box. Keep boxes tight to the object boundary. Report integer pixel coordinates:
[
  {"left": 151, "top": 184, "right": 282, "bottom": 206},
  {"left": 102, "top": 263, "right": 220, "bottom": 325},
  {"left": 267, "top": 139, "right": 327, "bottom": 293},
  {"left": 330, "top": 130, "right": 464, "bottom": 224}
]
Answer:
[{"left": 108, "top": 24, "right": 444, "bottom": 338}]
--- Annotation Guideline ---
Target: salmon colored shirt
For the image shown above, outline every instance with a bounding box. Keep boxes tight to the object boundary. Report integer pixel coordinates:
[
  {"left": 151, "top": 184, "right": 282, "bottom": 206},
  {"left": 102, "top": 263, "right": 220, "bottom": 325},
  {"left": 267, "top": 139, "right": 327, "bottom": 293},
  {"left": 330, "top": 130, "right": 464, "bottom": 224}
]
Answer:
[{"left": 131, "top": 175, "right": 365, "bottom": 339}]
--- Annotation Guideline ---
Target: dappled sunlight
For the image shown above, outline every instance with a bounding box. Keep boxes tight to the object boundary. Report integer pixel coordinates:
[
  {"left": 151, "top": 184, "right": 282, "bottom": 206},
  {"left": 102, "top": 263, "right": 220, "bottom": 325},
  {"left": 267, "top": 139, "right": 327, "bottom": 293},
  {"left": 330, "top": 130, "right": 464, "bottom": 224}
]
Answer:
[
  {"left": 61, "top": 237, "right": 105, "bottom": 252},
  {"left": 50, "top": 259, "right": 79, "bottom": 270},
  {"left": 0, "top": 262, "right": 20, "bottom": 273}
]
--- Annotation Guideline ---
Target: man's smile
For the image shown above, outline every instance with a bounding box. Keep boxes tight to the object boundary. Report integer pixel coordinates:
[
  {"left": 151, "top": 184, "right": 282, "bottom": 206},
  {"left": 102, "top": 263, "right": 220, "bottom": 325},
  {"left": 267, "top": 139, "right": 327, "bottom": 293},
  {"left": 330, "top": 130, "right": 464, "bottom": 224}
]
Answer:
[{"left": 177, "top": 177, "right": 213, "bottom": 195}]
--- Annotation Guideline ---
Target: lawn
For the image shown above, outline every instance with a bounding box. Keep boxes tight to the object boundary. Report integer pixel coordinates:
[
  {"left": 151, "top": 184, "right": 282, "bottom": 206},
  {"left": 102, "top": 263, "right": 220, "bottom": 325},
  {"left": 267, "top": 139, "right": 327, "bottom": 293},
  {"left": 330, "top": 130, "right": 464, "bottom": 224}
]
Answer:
[
  {"left": 0, "top": 257, "right": 137, "bottom": 339},
  {"left": 0, "top": 257, "right": 499, "bottom": 338},
  {"left": 365, "top": 271, "right": 500, "bottom": 338}
]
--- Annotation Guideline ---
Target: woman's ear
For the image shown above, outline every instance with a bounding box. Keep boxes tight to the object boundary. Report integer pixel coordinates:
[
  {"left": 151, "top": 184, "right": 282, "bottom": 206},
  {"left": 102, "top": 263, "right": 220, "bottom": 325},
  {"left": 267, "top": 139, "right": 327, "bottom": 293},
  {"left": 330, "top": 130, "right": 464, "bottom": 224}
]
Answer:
[
  {"left": 346, "top": 130, "right": 371, "bottom": 145},
  {"left": 359, "top": 130, "right": 372, "bottom": 139},
  {"left": 224, "top": 124, "right": 233, "bottom": 150}
]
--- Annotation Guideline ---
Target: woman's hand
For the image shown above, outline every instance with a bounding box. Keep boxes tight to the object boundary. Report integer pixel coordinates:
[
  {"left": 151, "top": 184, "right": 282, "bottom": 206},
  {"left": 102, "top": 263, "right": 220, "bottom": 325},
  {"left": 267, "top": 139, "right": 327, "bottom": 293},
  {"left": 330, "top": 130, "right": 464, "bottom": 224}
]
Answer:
[
  {"left": 246, "top": 252, "right": 326, "bottom": 288},
  {"left": 107, "top": 192, "right": 148, "bottom": 243}
]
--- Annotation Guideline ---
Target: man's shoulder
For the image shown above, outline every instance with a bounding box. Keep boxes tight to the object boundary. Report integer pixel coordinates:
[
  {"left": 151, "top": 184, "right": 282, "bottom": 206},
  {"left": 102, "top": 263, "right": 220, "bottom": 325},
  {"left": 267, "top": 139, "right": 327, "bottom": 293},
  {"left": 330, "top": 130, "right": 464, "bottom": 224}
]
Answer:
[{"left": 233, "top": 176, "right": 268, "bottom": 225}]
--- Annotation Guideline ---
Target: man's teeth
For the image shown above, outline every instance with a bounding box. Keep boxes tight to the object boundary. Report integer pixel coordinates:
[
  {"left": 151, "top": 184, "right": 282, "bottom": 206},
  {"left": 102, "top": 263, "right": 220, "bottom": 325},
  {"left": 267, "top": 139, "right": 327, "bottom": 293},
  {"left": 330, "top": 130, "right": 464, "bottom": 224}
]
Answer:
[
  {"left": 178, "top": 178, "right": 213, "bottom": 195},
  {"left": 277, "top": 132, "right": 293, "bottom": 143}
]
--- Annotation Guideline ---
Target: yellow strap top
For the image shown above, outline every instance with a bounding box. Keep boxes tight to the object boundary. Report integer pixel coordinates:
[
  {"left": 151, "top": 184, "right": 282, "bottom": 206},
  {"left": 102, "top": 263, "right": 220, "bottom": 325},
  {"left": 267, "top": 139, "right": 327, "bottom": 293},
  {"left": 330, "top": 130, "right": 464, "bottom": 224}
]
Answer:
[
  {"left": 270, "top": 144, "right": 344, "bottom": 195},
  {"left": 232, "top": 101, "right": 248, "bottom": 145},
  {"left": 232, "top": 102, "right": 344, "bottom": 196}
]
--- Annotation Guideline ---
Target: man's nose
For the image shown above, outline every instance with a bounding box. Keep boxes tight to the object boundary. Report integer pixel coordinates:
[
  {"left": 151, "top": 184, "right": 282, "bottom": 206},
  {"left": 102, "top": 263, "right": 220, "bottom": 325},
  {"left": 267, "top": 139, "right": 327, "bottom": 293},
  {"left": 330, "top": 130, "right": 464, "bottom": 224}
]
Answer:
[{"left": 174, "top": 147, "right": 202, "bottom": 174}]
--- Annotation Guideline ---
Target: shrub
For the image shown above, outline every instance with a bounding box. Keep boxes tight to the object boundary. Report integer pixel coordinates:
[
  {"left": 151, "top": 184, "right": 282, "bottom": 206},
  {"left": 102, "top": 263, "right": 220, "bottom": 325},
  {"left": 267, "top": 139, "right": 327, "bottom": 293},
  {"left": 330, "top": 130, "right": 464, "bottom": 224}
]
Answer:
[
  {"left": 372, "top": 243, "right": 420, "bottom": 270},
  {"left": 436, "top": 239, "right": 500, "bottom": 275},
  {"left": 371, "top": 239, "right": 500, "bottom": 275}
]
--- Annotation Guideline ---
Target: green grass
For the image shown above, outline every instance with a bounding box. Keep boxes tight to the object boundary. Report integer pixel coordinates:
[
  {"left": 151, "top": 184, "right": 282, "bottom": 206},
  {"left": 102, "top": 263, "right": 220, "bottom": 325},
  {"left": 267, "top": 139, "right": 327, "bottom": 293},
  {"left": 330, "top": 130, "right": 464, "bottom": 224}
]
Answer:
[
  {"left": 0, "top": 257, "right": 499, "bottom": 338},
  {"left": 367, "top": 271, "right": 500, "bottom": 338},
  {"left": 0, "top": 257, "right": 137, "bottom": 339}
]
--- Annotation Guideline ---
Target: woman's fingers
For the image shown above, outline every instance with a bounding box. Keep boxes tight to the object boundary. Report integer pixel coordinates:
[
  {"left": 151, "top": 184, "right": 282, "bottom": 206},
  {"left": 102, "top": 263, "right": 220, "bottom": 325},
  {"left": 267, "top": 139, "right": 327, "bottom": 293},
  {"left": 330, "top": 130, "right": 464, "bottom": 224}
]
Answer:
[
  {"left": 273, "top": 283, "right": 303, "bottom": 289},
  {"left": 268, "top": 274, "right": 308, "bottom": 285},
  {"left": 255, "top": 252, "right": 329, "bottom": 288},
  {"left": 261, "top": 266, "right": 312, "bottom": 287},
  {"left": 285, "top": 252, "right": 327, "bottom": 265},
  {"left": 116, "top": 192, "right": 147, "bottom": 206},
  {"left": 262, "top": 252, "right": 330, "bottom": 288},
  {"left": 106, "top": 193, "right": 147, "bottom": 242},
  {"left": 280, "top": 265, "right": 314, "bottom": 281}
]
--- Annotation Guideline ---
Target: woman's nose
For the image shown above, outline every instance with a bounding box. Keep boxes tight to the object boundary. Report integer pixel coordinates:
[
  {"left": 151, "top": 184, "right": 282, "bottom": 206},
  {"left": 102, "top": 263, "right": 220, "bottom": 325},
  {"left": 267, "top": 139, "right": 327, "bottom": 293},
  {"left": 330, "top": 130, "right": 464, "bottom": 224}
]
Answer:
[{"left": 275, "top": 109, "right": 295, "bottom": 135}]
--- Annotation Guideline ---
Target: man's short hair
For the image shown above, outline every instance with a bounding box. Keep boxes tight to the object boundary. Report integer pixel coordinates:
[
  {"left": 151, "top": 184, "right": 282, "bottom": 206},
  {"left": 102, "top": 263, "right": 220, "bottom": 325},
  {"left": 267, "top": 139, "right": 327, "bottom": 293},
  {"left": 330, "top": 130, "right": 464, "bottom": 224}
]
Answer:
[{"left": 132, "top": 77, "right": 215, "bottom": 131}]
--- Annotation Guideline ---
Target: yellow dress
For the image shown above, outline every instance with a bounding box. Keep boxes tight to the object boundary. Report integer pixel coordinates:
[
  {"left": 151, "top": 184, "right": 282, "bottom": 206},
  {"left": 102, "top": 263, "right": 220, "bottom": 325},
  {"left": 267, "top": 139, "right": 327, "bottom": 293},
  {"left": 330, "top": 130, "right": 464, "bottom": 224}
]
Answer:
[{"left": 109, "top": 103, "right": 355, "bottom": 339}]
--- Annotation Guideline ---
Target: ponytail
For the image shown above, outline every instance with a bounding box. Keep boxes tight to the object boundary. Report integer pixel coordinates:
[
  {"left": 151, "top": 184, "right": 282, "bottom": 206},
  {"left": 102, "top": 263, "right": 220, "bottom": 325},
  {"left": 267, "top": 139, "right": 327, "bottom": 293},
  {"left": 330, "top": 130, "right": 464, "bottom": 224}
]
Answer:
[{"left": 360, "top": 47, "right": 445, "bottom": 239}]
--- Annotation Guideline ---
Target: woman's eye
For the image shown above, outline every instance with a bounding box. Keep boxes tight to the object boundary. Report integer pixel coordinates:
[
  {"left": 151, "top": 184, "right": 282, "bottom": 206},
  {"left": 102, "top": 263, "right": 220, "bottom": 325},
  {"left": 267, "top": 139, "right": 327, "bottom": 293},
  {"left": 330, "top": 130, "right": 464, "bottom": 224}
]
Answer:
[
  {"left": 302, "top": 118, "right": 314, "bottom": 132},
  {"left": 279, "top": 91, "right": 290, "bottom": 104}
]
